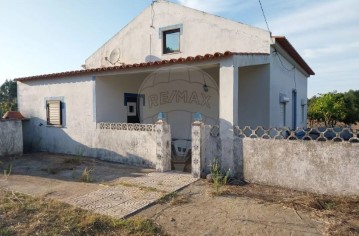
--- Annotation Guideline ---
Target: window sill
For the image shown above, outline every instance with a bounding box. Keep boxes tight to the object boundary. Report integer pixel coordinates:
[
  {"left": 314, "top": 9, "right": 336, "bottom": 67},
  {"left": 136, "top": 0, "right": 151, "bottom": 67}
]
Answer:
[
  {"left": 46, "top": 125, "right": 64, "bottom": 128},
  {"left": 163, "top": 51, "right": 182, "bottom": 56}
]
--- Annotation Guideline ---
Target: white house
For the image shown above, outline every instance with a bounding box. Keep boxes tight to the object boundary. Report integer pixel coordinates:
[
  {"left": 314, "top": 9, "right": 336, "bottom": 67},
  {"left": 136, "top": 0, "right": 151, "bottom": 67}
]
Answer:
[{"left": 15, "top": 0, "right": 314, "bottom": 174}]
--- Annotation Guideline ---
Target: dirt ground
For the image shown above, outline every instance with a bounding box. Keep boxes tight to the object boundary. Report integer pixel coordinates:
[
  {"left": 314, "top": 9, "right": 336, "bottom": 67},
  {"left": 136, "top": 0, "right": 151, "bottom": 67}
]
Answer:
[
  {"left": 138, "top": 181, "right": 359, "bottom": 236},
  {"left": 0, "top": 153, "right": 153, "bottom": 200},
  {"left": 1, "top": 153, "right": 358, "bottom": 236}
]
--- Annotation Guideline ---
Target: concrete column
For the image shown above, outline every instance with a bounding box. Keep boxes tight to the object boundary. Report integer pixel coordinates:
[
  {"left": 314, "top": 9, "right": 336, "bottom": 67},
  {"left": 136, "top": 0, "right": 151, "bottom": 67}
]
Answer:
[
  {"left": 219, "top": 58, "right": 239, "bottom": 176},
  {"left": 155, "top": 121, "right": 171, "bottom": 172},
  {"left": 191, "top": 121, "right": 204, "bottom": 179}
]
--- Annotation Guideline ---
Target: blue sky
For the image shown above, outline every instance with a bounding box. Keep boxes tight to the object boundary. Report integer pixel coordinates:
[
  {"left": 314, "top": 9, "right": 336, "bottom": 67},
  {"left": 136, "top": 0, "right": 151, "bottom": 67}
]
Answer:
[{"left": 0, "top": 0, "right": 358, "bottom": 97}]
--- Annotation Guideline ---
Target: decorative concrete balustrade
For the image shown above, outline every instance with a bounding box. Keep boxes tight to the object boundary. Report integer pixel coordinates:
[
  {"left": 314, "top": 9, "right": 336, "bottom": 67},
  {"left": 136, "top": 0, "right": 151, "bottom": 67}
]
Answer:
[
  {"left": 98, "top": 122, "right": 156, "bottom": 132},
  {"left": 208, "top": 125, "right": 359, "bottom": 143},
  {"left": 197, "top": 124, "right": 359, "bottom": 195}
]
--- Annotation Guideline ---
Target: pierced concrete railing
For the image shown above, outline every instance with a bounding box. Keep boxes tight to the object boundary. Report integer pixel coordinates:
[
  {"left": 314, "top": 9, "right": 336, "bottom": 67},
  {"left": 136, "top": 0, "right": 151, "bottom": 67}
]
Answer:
[
  {"left": 207, "top": 125, "right": 359, "bottom": 143},
  {"left": 97, "top": 122, "right": 156, "bottom": 132}
]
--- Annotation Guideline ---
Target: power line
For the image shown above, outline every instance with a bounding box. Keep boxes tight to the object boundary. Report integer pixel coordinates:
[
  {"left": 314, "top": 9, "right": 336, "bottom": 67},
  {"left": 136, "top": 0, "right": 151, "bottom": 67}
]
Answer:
[
  {"left": 258, "top": 0, "right": 296, "bottom": 87},
  {"left": 258, "top": 0, "right": 271, "bottom": 36}
]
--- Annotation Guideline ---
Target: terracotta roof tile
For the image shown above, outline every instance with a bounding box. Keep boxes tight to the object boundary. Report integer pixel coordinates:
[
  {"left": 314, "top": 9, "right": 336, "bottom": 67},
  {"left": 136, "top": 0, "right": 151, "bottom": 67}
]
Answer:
[
  {"left": 15, "top": 51, "right": 269, "bottom": 82},
  {"left": 2, "top": 111, "right": 27, "bottom": 120},
  {"left": 273, "top": 36, "right": 315, "bottom": 75}
]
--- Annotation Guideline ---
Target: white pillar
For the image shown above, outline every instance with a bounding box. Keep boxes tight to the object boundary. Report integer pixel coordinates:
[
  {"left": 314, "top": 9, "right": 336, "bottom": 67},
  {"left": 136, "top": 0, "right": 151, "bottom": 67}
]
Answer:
[
  {"left": 191, "top": 121, "right": 204, "bottom": 179},
  {"left": 219, "top": 58, "right": 239, "bottom": 175},
  {"left": 155, "top": 121, "right": 171, "bottom": 172}
]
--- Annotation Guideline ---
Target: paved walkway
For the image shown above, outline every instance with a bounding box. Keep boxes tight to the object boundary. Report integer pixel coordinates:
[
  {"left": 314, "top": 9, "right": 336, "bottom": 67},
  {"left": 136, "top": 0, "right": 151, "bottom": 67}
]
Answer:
[
  {"left": 62, "top": 172, "right": 197, "bottom": 218},
  {"left": 0, "top": 153, "right": 197, "bottom": 219}
]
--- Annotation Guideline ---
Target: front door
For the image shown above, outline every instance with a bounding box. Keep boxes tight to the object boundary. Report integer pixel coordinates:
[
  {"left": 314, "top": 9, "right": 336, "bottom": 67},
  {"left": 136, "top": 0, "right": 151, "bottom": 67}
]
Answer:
[{"left": 126, "top": 97, "right": 140, "bottom": 123}]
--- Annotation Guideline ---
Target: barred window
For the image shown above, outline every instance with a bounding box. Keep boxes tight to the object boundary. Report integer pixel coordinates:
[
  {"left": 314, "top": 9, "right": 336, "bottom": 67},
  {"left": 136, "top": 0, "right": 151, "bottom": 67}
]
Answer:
[{"left": 46, "top": 100, "right": 62, "bottom": 126}]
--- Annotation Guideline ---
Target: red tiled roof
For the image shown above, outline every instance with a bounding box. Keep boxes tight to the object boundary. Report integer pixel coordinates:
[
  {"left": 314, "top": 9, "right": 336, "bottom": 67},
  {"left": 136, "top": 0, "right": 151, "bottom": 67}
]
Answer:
[
  {"left": 2, "top": 111, "right": 27, "bottom": 120},
  {"left": 273, "top": 36, "right": 315, "bottom": 76},
  {"left": 15, "top": 51, "right": 269, "bottom": 82}
]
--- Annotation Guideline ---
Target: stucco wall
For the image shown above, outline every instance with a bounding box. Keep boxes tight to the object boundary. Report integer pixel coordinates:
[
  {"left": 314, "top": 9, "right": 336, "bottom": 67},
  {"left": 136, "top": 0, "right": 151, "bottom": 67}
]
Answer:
[
  {"left": 269, "top": 47, "right": 308, "bottom": 129},
  {"left": 242, "top": 139, "right": 359, "bottom": 196},
  {"left": 85, "top": 1, "right": 270, "bottom": 68},
  {"left": 96, "top": 73, "right": 148, "bottom": 123},
  {"left": 17, "top": 76, "right": 159, "bottom": 167},
  {"left": 0, "top": 120, "right": 23, "bottom": 157},
  {"left": 238, "top": 64, "right": 270, "bottom": 127}
]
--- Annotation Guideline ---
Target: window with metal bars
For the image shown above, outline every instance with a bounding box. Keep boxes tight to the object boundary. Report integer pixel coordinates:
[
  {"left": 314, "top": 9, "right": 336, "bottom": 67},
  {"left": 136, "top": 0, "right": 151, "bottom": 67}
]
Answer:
[{"left": 46, "top": 100, "right": 62, "bottom": 126}]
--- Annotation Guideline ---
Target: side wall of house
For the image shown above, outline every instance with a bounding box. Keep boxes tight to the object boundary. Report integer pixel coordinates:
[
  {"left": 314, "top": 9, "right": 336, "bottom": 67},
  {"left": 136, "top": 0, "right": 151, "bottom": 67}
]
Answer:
[
  {"left": 17, "top": 77, "right": 157, "bottom": 167},
  {"left": 269, "top": 48, "right": 308, "bottom": 128},
  {"left": 238, "top": 64, "right": 270, "bottom": 128},
  {"left": 85, "top": 1, "right": 270, "bottom": 68}
]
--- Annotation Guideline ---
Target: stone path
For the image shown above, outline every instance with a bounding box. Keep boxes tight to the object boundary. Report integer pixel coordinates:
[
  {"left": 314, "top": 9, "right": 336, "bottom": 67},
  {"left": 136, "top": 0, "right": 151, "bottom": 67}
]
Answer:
[
  {"left": 0, "top": 153, "right": 198, "bottom": 219},
  {"left": 62, "top": 172, "right": 198, "bottom": 218}
]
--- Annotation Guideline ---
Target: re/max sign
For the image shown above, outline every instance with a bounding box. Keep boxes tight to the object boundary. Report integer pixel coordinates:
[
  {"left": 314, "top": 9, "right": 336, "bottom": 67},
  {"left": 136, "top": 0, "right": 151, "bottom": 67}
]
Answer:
[{"left": 148, "top": 90, "right": 211, "bottom": 108}]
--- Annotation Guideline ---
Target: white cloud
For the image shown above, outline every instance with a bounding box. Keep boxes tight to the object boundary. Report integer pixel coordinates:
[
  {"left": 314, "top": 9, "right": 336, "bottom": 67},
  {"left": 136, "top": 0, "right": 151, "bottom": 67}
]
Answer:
[
  {"left": 266, "top": 0, "right": 359, "bottom": 36},
  {"left": 302, "top": 42, "right": 359, "bottom": 59},
  {"left": 254, "top": 0, "right": 359, "bottom": 96}
]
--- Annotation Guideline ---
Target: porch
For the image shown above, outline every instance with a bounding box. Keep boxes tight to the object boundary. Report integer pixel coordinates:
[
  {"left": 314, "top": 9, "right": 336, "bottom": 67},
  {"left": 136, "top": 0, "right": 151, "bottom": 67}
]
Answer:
[{"left": 93, "top": 54, "right": 270, "bottom": 173}]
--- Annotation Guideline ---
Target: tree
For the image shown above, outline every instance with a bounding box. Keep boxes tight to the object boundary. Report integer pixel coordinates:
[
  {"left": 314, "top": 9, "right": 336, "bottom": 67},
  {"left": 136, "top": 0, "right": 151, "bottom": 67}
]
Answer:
[
  {"left": 308, "top": 90, "right": 359, "bottom": 127},
  {"left": 0, "top": 79, "right": 17, "bottom": 117},
  {"left": 342, "top": 90, "right": 359, "bottom": 125}
]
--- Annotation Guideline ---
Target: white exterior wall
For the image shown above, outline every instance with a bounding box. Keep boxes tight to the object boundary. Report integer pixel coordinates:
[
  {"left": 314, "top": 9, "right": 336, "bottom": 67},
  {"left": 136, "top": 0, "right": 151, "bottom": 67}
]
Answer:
[
  {"left": 96, "top": 73, "right": 148, "bottom": 123},
  {"left": 17, "top": 77, "right": 158, "bottom": 167},
  {"left": 95, "top": 66, "right": 220, "bottom": 140},
  {"left": 238, "top": 64, "right": 270, "bottom": 128},
  {"left": 85, "top": 1, "right": 270, "bottom": 68},
  {"left": 269, "top": 47, "right": 308, "bottom": 128}
]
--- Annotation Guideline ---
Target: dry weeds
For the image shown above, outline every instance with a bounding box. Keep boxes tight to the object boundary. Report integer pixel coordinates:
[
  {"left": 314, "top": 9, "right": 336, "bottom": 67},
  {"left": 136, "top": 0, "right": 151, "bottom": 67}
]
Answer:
[
  {"left": 0, "top": 189, "right": 164, "bottom": 236},
  {"left": 222, "top": 183, "right": 359, "bottom": 235}
]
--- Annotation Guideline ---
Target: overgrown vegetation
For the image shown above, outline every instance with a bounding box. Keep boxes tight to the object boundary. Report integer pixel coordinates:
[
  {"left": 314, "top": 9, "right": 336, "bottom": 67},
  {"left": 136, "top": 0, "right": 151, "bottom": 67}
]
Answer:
[
  {"left": 63, "top": 155, "right": 82, "bottom": 165},
  {"left": 0, "top": 79, "right": 17, "bottom": 117},
  {"left": 210, "top": 158, "right": 230, "bottom": 195},
  {"left": 80, "top": 167, "right": 94, "bottom": 182},
  {"left": 159, "top": 192, "right": 190, "bottom": 206},
  {"left": 0, "top": 190, "right": 164, "bottom": 236},
  {"left": 308, "top": 90, "right": 359, "bottom": 127},
  {"left": 222, "top": 183, "right": 359, "bottom": 235},
  {"left": 0, "top": 160, "right": 12, "bottom": 178}
]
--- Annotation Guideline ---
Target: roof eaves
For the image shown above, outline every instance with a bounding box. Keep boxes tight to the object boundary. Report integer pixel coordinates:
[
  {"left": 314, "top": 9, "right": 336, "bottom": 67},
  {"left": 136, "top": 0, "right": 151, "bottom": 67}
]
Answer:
[
  {"left": 15, "top": 51, "right": 269, "bottom": 82},
  {"left": 272, "top": 36, "right": 315, "bottom": 76}
]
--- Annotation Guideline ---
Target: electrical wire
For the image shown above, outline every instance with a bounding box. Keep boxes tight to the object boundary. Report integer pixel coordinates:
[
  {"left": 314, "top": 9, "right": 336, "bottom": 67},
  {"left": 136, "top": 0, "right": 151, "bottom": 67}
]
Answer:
[
  {"left": 258, "top": 0, "right": 297, "bottom": 88},
  {"left": 258, "top": 0, "right": 271, "bottom": 36},
  {"left": 276, "top": 52, "right": 295, "bottom": 72}
]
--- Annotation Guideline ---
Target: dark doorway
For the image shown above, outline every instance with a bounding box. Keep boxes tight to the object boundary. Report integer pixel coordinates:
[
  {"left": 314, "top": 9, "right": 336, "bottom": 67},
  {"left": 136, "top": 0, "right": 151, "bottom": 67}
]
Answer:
[{"left": 124, "top": 93, "right": 144, "bottom": 124}]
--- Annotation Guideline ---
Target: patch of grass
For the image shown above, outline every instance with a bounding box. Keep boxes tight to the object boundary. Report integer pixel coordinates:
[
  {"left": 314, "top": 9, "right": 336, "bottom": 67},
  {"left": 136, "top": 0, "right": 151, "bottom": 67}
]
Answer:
[
  {"left": 118, "top": 182, "right": 166, "bottom": 193},
  {"left": 159, "top": 192, "right": 190, "bottom": 206},
  {"left": 3, "top": 163, "right": 12, "bottom": 178},
  {"left": 47, "top": 167, "right": 60, "bottom": 175},
  {"left": 0, "top": 223, "right": 13, "bottom": 236},
  {"left": 63, "top": 155, "right": 82, "bottom": 165},
  {"left": 40, "top": 166, "right": 75, "bottom": 175},
  {"left": 159, "top": 192, "right": 178, "bottom": 203},
  {"left": 221, "top": 183, "right": 359, "bottom": 235},
  {"left": 210, "top": 158, "right": 230, "bottom": 195},
  {"left": 80, "top": 167, "right": 94, "bottom": 183},
  {"left": 0, "top": 190, "right": 164, "bottom": 236}
]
